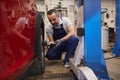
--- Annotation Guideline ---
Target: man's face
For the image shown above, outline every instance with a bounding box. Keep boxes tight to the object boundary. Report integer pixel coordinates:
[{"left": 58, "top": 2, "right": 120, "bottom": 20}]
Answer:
[
  {"left": 47, "top": 12, "right": 59, "bottom": 26},
  {"left": 27, "top": 14, "right": 35, "bottom": 26}
]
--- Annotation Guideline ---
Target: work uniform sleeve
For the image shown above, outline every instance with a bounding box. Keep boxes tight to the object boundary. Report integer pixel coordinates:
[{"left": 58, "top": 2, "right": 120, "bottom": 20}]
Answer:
[
  {"left": 62, "top": 17, "right": 73, "bottom": 33},
  {"left": 46, "top": 25, "right": 53, "bottom": 36},
  {"left": 64, "top": 17, "right": 73, "bottom": 28}
]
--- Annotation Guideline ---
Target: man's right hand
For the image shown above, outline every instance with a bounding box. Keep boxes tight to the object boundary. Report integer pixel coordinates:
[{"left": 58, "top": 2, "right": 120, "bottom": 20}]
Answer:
[{"left": 49, "top": 43, "right": 56, "bottom": 49}]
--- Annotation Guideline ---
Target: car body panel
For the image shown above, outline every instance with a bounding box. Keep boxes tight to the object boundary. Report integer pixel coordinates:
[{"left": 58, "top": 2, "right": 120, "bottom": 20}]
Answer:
[{"left": 0, "top": 0, "right": 42, "bottom": 80}]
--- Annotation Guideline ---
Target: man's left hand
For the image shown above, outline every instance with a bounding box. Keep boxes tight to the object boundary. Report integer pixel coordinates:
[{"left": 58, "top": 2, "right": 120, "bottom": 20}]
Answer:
[{"left": 55, "top": 39, "right": 62, "bottom": 46}]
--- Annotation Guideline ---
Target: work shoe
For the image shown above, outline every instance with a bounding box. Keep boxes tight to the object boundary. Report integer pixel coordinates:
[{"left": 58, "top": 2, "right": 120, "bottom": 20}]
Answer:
[{"left": 64, "top": 62, "right": 70, "bottom": 68}]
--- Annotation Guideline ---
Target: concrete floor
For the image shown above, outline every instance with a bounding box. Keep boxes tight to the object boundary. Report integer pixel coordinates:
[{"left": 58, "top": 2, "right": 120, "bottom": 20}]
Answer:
[
  {"left": 26, "top": 42, "right": 120, "bottom": 80},
  {"left": 104, "top": 42, "right": 120, "bottom": 80},
  {"left": 26, "top": 52, "right": 120, "bottom": 80},
  {"left": 104, "top": 52, "right": 120, "bottom": 80},
  {"left": 26, "top": 58, "right": 77, "bottom": 80}
]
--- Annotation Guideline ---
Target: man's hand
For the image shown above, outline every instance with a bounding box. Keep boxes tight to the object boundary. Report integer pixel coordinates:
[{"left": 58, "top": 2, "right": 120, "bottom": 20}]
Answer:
[
  {"left": 49, "top": 43, "right": 56, "bottom": 49},
  {"left": 55, "top": 39, "right": 62, "bottom": 46}
]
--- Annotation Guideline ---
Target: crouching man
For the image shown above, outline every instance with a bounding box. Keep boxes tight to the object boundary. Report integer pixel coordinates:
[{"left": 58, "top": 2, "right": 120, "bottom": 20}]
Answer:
[{"left": 46, "top": 9, "right": 79, "bottom": 68}]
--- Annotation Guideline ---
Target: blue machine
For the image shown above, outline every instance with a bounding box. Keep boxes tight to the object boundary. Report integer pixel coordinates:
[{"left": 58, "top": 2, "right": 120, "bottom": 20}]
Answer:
[
  {"left": 112, "top": 0, "right": 120, "bottom": 57},
  {"left": 78, "top": 0, "right": 110, "bottom": 79}
]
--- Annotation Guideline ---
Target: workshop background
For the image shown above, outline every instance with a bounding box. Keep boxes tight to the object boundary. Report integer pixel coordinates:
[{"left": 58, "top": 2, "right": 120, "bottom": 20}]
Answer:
[{"left": 25, "top": 0, "right": 120, "bottom": 80}]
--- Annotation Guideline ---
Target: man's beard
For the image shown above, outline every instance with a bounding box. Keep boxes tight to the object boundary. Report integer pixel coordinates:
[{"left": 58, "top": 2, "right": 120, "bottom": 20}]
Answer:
[{"left": 52, "top": 23, "right": 58, "bottom": 26}]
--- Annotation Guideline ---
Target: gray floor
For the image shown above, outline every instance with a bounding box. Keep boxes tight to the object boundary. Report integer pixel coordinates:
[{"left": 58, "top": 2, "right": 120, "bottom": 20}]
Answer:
[
  {"left": 104, "top": 42, "right": 120, "bottom": 80},
  {"left": 104, "top": 52, "right": 120, "bottom": 80},
  {"left": 26, "top": 53, "right": 120, "bottom": 80},
  {"left": 26, "top": 42, "right": 120, "bottom": 80},
  {"left": 26, "top": 59, "right": 77, "bottom": 80}
]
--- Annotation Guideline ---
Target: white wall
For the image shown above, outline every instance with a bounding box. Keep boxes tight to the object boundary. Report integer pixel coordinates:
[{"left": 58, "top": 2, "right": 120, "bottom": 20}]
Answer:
[{"left": 46, "top": 0, "right": 75, "bottom": 25}]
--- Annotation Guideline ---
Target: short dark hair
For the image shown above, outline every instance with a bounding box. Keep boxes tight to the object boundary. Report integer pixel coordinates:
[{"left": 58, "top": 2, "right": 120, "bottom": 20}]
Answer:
[{"left": 47, "top": 9, "right": 57, "bottom": 15}]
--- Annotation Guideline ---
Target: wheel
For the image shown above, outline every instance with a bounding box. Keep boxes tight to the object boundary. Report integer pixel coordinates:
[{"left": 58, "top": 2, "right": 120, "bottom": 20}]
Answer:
[
  {"left": 29, "top": 11, "right": 45, "bottom": 75},
  {"left": 37, "top": 29, "right": 45, "bottom": 74}
]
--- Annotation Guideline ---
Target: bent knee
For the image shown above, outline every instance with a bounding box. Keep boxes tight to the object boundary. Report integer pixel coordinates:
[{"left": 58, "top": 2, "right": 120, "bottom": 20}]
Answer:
[{"left": 69, "top": 36, "right": 79, "bottom": 42}]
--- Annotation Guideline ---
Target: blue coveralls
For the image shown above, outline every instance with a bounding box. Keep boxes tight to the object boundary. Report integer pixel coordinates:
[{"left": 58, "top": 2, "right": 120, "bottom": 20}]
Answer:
[{"left": 46, "top": 24, "right": 79, "bottom": 63}]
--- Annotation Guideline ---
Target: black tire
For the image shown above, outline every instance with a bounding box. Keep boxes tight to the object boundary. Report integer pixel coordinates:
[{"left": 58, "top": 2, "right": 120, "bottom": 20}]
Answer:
[
  {"left": 37, "top": 29, "right": 45, "bottom": 74},
  {"left": 30, "top": 11, "right": 45, "bottom": 75},
  {"left": 16, "top": 11, "right": 45, "bottom": 80}
]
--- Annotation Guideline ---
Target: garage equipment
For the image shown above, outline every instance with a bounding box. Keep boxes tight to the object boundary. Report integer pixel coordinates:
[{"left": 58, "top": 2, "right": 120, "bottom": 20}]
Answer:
[
  {"left": 112, "top": 0, "right": 120, "bottom": 57},
  {"left": 69, "top": 0, "right": 110, "bottom": 80}
]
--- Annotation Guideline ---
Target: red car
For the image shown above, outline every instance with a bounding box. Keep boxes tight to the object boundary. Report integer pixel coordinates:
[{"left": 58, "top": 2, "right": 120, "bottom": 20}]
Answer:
[{"left": 0, "top": 0, "right": 45, "bottom": 80}]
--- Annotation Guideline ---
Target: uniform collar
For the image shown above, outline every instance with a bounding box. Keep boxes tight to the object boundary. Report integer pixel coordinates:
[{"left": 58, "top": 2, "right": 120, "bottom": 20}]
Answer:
[{"left": 59, "top": 17, "right": 63, "bottom": 25}]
